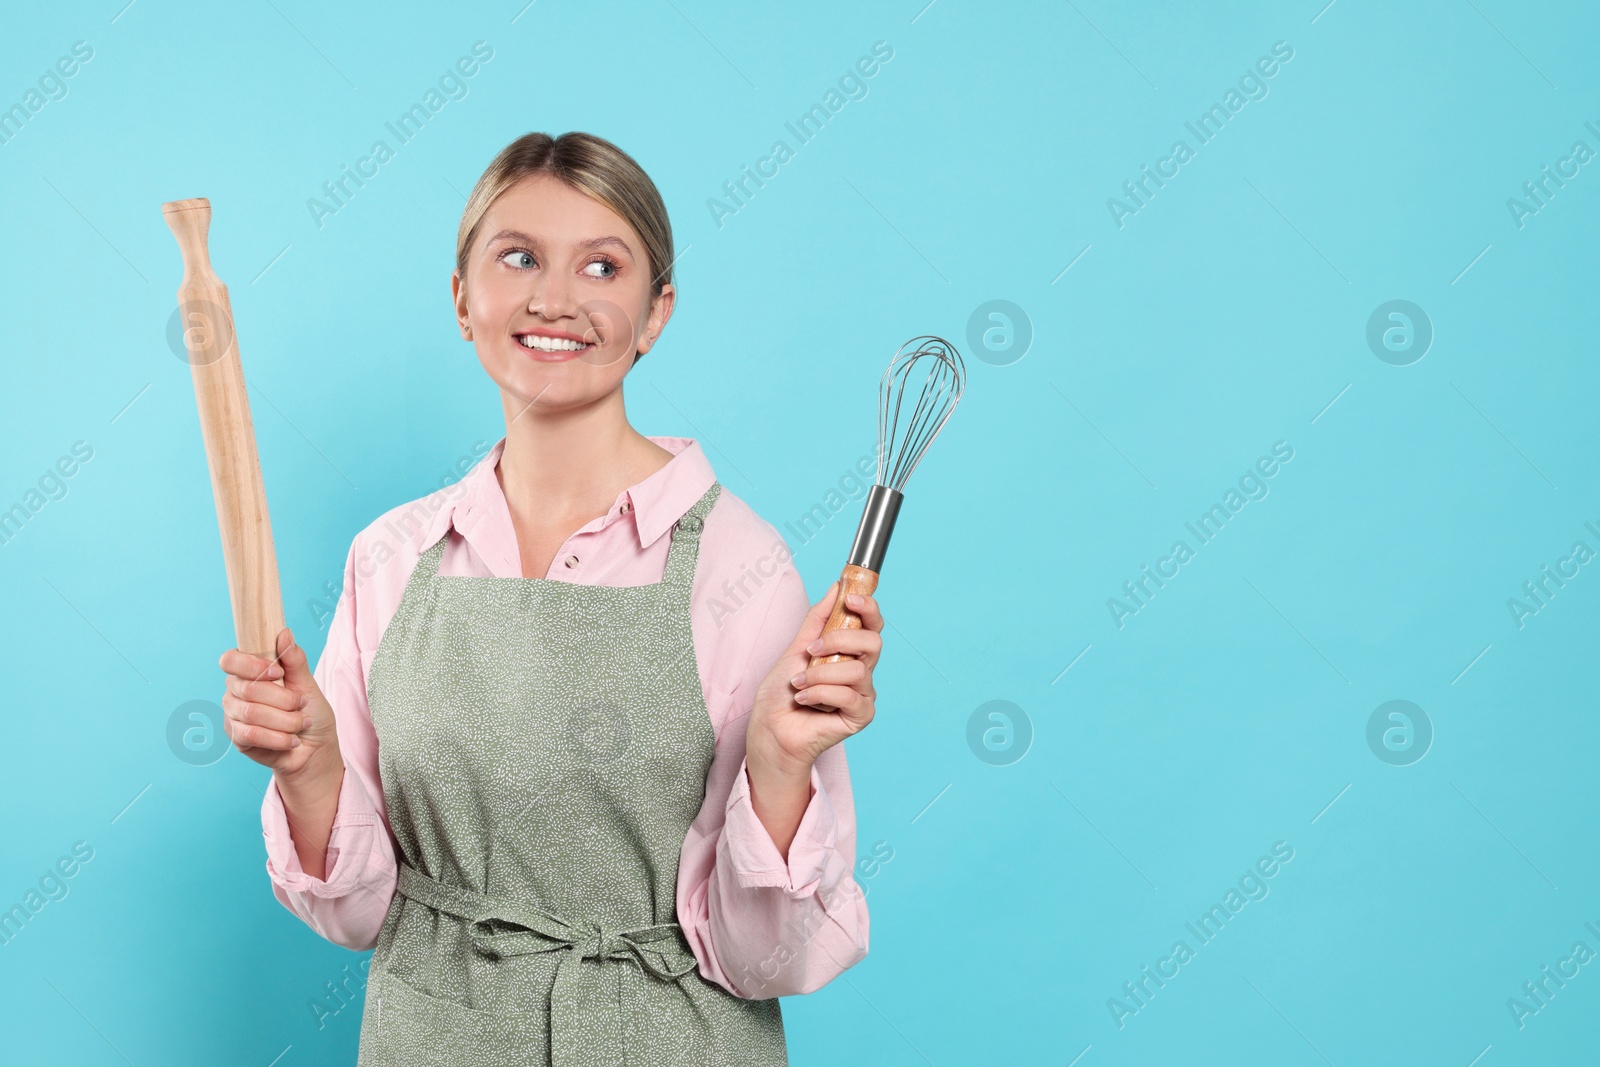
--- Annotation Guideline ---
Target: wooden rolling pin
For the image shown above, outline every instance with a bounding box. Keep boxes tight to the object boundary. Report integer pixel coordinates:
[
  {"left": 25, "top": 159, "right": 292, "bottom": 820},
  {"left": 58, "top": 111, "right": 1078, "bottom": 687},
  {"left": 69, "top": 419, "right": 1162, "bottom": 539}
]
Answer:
[{"left": 163, "top": 197, "right": 285, "bottom": 662}]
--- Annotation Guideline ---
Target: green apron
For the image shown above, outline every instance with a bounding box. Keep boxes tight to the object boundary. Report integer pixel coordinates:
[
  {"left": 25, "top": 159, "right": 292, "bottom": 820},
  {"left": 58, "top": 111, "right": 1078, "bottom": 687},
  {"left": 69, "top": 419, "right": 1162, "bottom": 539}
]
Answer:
[{"left": 356, "top": 481, "right": 789, "bottom": 1066}]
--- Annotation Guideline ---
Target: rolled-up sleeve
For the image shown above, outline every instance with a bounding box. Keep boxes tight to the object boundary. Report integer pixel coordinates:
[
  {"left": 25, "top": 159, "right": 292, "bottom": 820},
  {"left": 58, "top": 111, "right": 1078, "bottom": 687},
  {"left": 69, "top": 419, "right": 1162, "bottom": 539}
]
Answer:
[
  {"left": 679, "top": 555, "right": 870, "bottom": 998},
  {"left": 260, "top": 537, "right": 398, "bottom": 950}
]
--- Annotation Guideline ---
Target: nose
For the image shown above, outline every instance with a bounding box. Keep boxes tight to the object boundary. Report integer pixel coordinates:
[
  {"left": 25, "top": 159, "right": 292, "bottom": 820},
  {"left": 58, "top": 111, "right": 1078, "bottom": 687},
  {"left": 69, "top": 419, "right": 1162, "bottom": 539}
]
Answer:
[{"left": 527, "top": 269, "right": 578, "bottom": 322}]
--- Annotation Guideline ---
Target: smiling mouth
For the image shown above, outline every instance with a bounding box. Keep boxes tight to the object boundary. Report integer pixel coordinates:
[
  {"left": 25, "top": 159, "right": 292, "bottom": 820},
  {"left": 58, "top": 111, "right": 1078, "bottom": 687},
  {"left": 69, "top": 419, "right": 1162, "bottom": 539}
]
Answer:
[{"left": 515, "top": 333, "right": 595, "bottom": 356}]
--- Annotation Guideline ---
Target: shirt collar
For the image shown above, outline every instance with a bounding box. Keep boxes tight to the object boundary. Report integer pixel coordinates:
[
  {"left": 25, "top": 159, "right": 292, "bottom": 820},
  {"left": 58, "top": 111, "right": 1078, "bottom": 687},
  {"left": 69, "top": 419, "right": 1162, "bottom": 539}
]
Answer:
[{"left": 416, "top": 434, "right": 717, "bottom": 558}]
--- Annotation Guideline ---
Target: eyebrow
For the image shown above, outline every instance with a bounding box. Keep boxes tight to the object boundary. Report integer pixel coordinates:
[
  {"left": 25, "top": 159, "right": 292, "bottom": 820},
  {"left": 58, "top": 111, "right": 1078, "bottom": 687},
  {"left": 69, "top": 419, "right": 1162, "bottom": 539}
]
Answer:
[{"left": 484, "top": 229, "right": 634, "bottom": 257}]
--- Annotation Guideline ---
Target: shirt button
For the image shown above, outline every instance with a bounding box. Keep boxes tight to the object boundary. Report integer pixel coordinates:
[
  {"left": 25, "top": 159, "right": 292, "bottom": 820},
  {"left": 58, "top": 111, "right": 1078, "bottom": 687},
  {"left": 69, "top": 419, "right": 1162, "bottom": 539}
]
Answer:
[
  {"left": 620, "top": 501, "right": 632, "bottom": 514},
  {"left": 564, "top": 555, "right": 579, "bottom": 568}
]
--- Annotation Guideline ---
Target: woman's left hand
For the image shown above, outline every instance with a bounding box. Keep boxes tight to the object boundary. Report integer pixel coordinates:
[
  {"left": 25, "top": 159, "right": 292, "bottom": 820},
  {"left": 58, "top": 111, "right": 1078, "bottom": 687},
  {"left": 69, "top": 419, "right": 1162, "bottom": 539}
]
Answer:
[{"left": 747, "top": 581, "right": 883, "bottom": 778}]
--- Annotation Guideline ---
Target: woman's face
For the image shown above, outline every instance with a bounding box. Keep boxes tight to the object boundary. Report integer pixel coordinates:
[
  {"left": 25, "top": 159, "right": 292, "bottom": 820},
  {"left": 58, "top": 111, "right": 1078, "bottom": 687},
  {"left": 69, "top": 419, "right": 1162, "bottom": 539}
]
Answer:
[{"left": 452, "top": 173, "right": 673, "bottom": 413}]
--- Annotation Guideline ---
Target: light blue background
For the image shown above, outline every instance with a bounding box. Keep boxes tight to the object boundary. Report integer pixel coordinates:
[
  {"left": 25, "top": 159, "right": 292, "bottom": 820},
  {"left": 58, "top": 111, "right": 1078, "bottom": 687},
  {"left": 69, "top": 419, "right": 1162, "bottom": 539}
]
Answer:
[{"left": 2, "top": 0, "right": 1596, "bottom": 1063}]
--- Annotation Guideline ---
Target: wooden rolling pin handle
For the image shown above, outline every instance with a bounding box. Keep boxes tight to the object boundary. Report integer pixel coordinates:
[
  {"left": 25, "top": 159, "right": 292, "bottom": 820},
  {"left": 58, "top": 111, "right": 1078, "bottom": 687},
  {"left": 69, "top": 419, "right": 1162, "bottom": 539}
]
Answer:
[
  {"left": 809, "top": 564, "right": 879, "bottom": 669},
  {"left": 162, "top": 197, "right": 214, "bottom": 280}
]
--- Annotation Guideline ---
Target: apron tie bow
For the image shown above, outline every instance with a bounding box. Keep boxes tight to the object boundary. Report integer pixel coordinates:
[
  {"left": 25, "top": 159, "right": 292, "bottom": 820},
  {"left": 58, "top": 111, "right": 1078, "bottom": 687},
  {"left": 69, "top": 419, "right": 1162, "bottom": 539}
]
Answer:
[
  {"left": 578, "top": 923, "right": 630, "bottom": 961},
  {"left": 395, "top": 862, "right": 700, "bottom": 1067}
]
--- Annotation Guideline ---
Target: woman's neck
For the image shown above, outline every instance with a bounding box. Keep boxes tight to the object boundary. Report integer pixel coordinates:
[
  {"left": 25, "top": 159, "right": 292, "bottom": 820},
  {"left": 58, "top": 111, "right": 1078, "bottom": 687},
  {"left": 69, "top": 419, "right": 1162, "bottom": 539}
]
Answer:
[{"left": 494, "top": 389, "right": 672, "bottom": 528}]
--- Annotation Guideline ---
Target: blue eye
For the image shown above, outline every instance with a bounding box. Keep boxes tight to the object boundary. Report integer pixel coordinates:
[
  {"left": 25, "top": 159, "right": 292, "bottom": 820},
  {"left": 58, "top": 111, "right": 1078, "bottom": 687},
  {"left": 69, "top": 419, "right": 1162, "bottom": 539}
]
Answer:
[
  {"left": 501, "top": 249, "right": 535, "bottom": 269},
  {"left": 584, "top": 259, "right": 618, "bottom": 279}
]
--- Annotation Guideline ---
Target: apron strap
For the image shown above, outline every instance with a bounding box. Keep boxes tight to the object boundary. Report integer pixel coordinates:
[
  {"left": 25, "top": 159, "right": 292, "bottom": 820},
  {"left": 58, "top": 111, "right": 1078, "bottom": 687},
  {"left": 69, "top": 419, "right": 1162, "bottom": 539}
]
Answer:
[
  {"left": 421, "top": 529, "right": 451, "bottom": 579},
  {"left": 660, "top": 481, "right": 721, "bottom": 591}
]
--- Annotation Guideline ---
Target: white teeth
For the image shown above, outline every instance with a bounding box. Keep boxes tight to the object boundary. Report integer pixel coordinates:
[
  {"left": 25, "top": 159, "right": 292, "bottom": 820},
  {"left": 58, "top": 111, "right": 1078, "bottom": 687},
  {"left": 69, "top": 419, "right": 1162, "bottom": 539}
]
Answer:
[{"left": 517, "top": 334, "right": 589, "bottom": 352}]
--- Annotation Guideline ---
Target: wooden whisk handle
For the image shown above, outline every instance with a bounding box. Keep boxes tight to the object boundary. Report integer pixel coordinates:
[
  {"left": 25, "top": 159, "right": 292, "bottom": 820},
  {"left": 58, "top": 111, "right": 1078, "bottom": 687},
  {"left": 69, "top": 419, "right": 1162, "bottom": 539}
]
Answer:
[{"left": 810, "top": 564, "right": 879, "bottom": 668}]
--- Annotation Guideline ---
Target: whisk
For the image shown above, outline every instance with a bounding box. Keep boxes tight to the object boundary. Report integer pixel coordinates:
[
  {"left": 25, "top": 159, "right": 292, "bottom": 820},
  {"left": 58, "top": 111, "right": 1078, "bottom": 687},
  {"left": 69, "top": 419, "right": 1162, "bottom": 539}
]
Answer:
[{"left": 810, "top": 335, "right": 967, "bottom": 675}]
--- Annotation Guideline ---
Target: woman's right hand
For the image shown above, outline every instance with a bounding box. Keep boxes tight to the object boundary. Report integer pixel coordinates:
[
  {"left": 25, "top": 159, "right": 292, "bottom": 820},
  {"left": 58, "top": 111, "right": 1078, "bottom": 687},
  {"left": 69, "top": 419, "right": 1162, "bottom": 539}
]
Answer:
[{"left": 218, "top": 627, "right": 339, "bottom": 778}]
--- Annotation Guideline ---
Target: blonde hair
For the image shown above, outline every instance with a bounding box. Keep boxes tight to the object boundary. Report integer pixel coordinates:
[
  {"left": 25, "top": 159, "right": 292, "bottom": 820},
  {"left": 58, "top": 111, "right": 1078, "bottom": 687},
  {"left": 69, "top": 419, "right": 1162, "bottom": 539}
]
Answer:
[{"left": 455, "top": 132, "right": 675, "bottom": 354}]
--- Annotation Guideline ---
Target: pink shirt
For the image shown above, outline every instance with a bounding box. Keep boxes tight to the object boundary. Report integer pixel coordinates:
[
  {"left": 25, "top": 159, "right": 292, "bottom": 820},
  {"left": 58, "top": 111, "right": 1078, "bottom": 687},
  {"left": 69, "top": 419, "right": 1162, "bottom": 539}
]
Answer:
[{"left": 260, "top": 435, "right": 869, "bottom": 998}]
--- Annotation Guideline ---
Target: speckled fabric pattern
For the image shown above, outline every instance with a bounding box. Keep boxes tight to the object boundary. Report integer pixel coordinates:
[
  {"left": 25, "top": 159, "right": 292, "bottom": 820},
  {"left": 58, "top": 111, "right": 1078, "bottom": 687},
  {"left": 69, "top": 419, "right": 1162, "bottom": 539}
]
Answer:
[{"left": 355, "top": 481, "right": 788, "bottom": 1066}]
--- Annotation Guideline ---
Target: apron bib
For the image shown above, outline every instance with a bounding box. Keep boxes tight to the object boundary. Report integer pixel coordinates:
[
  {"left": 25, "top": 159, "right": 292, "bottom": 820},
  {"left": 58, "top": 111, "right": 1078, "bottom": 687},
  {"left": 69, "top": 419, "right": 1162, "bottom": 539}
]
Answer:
[{"left": 356, "top": 481, "right": 788, "bottom": 1066}]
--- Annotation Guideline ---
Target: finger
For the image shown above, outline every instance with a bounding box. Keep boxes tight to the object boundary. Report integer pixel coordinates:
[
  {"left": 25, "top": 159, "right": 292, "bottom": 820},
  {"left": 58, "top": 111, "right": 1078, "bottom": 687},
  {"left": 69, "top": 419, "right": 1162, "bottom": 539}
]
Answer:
[
  {"left": 219, "top": 647, "right": 284, "bottom": 683},
  {"left": 795, "top": 683, "right": 873, "bottom": 722},
  {"left": 227, "top": 674, "right": 306, "bottom": 713},
  {"left": 240, "top": 726, "right": 299, "bottom": 751},
  {"left": 778, "top": 581, "right": 841, "bottom": 663},
  {"left": 789, "top": 657, "right": 873, "bottom": 694},
  {"left": 277, "top": 628, "right": 317, "bottom": 691},
  {"left": 223, "top": 691, "right": 308, "bottom": 738},
  {"left": 222, "top": 711, "right": 301, "bottom": 751},
  {"left": 806, "top": 626, "right": 882, "bottom": 667},
  {"left": 805, "top": 582, "right": 842, "bottom": 638},
  {"left": 843, "top": 592, "right": 884, "bottom": 633}
]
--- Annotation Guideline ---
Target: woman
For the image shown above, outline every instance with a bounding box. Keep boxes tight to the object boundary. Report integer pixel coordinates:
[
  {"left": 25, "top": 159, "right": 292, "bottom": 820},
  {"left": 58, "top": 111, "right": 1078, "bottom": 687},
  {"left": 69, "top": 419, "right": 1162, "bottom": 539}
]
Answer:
[{"left": 217, "top": 131, "right": 878, "bottom": 1065}]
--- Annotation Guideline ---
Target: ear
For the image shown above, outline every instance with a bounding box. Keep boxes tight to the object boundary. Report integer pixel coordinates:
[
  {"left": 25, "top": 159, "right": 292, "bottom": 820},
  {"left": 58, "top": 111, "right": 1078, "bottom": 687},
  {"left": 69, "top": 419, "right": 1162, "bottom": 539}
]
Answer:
[
  {"left": 636, "top": 281, "right": 675, "bottom": 357},
  {"left": 451, "top": 270, "right": 472, "bottom": 340}
]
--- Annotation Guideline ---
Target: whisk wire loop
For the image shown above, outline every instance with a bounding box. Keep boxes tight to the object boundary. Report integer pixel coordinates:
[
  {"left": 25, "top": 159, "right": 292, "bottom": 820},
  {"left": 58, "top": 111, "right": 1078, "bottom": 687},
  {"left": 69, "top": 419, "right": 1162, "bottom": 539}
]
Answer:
[{"left": 878, "top": 336, "right": 966, "bottom": 492}]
